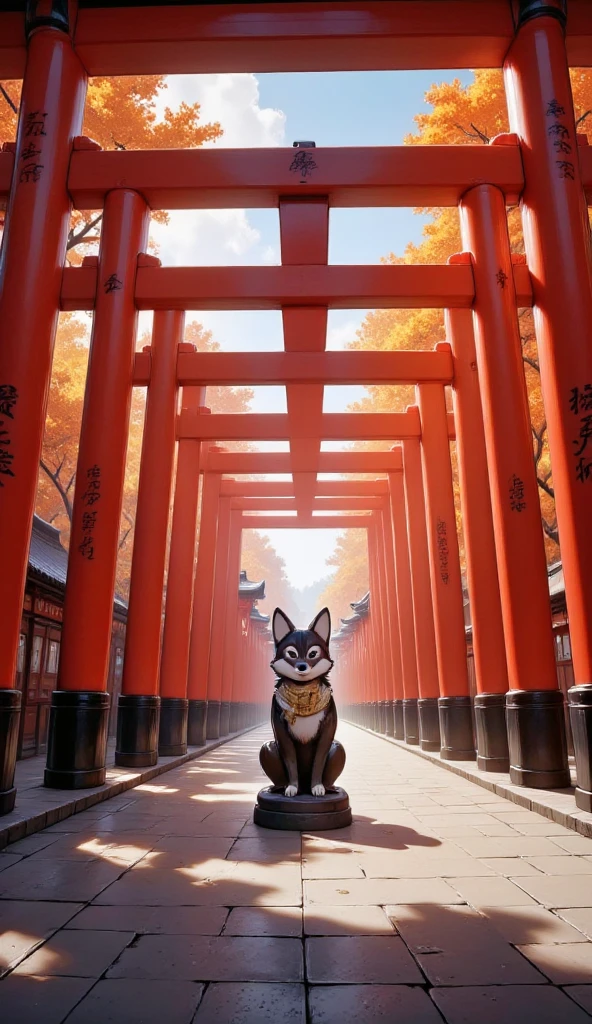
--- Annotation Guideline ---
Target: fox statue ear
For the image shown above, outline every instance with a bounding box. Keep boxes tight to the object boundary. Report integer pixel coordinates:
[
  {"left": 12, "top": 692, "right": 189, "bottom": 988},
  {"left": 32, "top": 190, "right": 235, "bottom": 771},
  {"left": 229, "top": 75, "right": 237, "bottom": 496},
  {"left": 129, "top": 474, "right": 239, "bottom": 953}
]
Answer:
[
  {"left": 272, "top": 607, "right": 296, "bottom": 647},
  {"left": 309, "top": 607, "right": 331, "bottom": 645}
]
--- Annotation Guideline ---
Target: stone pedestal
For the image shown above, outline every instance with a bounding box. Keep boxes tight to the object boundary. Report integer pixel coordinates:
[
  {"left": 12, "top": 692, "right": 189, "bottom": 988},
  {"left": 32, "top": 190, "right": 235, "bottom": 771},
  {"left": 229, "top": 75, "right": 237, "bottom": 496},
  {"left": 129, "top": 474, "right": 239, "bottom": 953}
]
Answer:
[
  {"left": 474, "top": 692, "right": 509, "bottom": 772},
  {"left": 569, "top": 684, "right": 592, "bottom": 811},
  {"left": 254, "top": 786, "right": 352, "bottom": 831},
  {"left": 506, "top": 689, "right": 570, "bottom": 789}
]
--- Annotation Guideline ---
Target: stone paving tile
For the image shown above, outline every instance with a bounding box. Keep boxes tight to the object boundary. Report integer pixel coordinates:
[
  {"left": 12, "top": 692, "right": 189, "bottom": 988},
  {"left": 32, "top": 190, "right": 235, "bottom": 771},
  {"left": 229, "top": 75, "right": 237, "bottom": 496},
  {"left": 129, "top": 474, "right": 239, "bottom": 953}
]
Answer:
[
  {"left": 194, "top": 982, "right": 305, "bottom": 1023},
  {"left": 304, "top": 905, "right": 395, "bottom": 936},
  {"left": 304, "top": 877, "right": 464, "bottom": 905},
  {"left": 0, "top": 975, "right": 94, "bottom": 1024},
  {"left": 65, "top": 979, "right": 204, "bottom": 1024},
  {"left": 309, "top": 984, "right": 442, "bottom": 1023},
  {"left": 479, "top": 857, "right": 542, "bottom": 876},
  {"left": 0, "top": 853, "right": 24, "bottom": 871},
  {"left": 0, "top": 901, "right": 84, "bottom": 973},
  {"left": 526, "top": 856, "right": 592, "bottom": 874},
  {"left": 431, "top": 985, "right": 592, "bottom": 1023},
  {"left": 107, "top": 934, "right": 304, "bottom": 981},
  {"left": 387, "top": 904, "right": 543, "bottom": 985},
  {"left": 223, "top": 906, "right": 302, "bottom": 936},
  {"left": 448, "top": 875, "right": 538, "bottom": 907},
  {"left": 4, "top": 725, "right": 592, "bottom": 1020},
  {"left": 63, "top": 904, "right": 229, "bottom": 934},
  {"left": 479, "top": 905, "right": 589, "bottom": 944},
  {"left": 0, "top": 857, "right": 124, "bottom": 902},
  {"left": 361, "top": 855, "right": 496, "bottom": 878},
  {"left": 566, "top": 986, "right": 592, "bottom": 1015},
  {"left": 517, "top": 942, "right": 592, "bottom": 983},
  {"left": 550, "top": 835, "right": 592, "bottom": 854},
  {"left": 509, "top": 874, "right": 592, "bottom": 908},
  {"left": 556, "top": 909, "right": 592, "bottom": 939},
  {"left": 451, "top": 836, "right": 569, "bottom": 858},
  {"left": 13, "top": 929, "right": 134, "bottom": 978},
  {"left": 305, "top": 935, "right": 423, "bottom": 984}
]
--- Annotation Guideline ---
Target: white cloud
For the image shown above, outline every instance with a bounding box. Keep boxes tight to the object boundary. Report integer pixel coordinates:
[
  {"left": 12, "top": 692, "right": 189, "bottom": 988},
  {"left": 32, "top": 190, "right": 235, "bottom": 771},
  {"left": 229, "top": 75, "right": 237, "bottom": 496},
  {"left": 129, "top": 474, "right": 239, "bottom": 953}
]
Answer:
[
  {"left": 326, "top": 318, "right": 362, "bottom": 350},
  {"left": 156, "top": 73, "right": 286, "bottom": 148},
  {"left": 150, "top": 74, "right": 285, "bottom": 271}
]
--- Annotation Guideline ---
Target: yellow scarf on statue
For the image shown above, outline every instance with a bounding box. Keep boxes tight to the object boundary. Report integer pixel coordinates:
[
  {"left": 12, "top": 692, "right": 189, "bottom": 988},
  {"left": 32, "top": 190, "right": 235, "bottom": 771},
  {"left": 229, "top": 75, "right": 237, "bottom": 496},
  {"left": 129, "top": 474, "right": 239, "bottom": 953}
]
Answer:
[{"left": 275, "top": 680, "right": 332, "bottom": 726}]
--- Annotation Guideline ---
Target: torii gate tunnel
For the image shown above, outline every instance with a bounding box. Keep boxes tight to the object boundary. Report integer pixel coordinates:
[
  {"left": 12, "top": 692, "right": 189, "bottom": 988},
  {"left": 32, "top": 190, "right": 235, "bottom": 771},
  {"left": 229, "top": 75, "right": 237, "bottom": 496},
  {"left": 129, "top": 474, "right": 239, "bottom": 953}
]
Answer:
[{"left": 1, "top": 0, "right": 592, "bottom": 818}]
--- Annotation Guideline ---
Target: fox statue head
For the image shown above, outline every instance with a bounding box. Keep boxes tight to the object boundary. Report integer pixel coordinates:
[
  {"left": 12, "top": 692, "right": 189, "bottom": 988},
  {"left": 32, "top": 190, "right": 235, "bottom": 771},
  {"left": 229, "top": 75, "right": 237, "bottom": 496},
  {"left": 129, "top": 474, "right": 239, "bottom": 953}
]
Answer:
[{"left": 270, "top": 607, "right": 334, "bottom": 684}]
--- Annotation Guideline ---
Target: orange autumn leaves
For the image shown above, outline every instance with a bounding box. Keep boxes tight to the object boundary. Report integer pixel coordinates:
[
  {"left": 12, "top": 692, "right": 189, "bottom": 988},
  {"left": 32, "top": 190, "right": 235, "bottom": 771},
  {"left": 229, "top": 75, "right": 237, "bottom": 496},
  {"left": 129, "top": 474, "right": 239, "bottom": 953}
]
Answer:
[{"left": 319, "top": 68, "right": 592, "bottom": 619}]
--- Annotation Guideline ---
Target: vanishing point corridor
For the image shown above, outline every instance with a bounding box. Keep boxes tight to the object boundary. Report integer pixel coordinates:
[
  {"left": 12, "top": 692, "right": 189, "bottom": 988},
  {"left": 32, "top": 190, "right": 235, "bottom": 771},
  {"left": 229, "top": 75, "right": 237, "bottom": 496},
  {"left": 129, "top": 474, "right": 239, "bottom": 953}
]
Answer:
[{"left": 2, "top": 724, "right": 592, "bottom": 1023}]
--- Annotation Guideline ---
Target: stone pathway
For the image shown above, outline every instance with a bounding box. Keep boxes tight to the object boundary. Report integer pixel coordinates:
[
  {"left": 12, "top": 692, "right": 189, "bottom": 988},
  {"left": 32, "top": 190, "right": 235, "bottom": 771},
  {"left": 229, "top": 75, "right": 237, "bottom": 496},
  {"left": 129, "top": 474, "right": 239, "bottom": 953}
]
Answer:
[{"left": 2, "top": 723, "right": 592, "bottom": 1022}]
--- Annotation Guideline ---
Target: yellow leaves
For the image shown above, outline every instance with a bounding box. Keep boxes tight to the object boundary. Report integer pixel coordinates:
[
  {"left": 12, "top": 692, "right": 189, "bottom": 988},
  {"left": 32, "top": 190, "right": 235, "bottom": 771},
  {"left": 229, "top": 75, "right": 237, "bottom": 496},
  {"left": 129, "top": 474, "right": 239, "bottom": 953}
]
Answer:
[{"left": 318, "top": 530, "right": 369, "bottom": 624}]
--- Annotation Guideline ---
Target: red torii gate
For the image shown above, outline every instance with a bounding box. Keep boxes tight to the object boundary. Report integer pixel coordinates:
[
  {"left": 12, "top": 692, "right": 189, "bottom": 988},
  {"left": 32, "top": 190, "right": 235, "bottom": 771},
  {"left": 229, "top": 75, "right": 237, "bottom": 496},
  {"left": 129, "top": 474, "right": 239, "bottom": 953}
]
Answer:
[{"left": 0, "top": 0, "right": 591, "bottom": 820}]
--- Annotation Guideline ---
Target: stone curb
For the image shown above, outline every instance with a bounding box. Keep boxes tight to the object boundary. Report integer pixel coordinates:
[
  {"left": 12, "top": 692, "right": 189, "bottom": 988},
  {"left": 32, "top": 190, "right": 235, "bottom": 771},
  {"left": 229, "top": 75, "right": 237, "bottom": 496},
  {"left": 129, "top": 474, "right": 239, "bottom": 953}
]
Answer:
[
  {"left": 347, "top": 721, "right": 592, "bottom": 839},
  {"left": 0, "top": 725, "right": 261, "bottom": 850}
]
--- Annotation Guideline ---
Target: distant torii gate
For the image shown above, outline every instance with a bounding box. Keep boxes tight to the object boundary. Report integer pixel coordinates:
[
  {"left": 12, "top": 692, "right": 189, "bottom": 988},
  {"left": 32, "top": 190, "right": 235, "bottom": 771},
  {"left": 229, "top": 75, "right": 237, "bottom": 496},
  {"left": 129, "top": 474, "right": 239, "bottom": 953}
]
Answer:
[{"left": 0, "top": 0, "right": 591, "bottom": 819}]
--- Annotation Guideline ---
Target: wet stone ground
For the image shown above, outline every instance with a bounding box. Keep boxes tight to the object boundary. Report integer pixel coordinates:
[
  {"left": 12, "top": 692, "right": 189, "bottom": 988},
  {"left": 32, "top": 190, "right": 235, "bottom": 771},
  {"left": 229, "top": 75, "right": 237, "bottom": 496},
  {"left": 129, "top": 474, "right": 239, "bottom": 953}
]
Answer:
[{"left": 2, "top": 723, "right": 592, "bottom": 1022}]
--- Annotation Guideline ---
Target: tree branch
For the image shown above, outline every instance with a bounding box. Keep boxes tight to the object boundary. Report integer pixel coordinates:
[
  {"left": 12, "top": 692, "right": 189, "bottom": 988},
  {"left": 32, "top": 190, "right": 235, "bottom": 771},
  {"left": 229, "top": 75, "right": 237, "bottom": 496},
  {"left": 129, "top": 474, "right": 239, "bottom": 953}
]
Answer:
[
  {"left": 0, "top": 83, "right": 18, "bottom": 115},
  {"left": 40, "top": 459, "right": 73, "bottom": 522},
  {"left": 455, "top": 122, "right": 490, "bottom": 144},
  {"left": 542, "top": 516, "right": 559, "bottom": 545},
  {"left": 576, "top": 109, "right": 592, "bottom": 128},
  {"left": 67, "top": 213, "right": 103, "bottom": 252},
  {"left": 522, "top": 353, "right": 540, "bottom": 373}
]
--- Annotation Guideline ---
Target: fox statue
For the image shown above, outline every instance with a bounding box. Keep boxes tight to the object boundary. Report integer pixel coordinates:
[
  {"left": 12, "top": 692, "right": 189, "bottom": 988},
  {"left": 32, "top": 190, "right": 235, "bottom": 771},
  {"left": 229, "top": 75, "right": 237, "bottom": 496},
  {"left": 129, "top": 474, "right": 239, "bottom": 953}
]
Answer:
[{"left": 259, "top": 607, "right": 346, "bottom": 797}]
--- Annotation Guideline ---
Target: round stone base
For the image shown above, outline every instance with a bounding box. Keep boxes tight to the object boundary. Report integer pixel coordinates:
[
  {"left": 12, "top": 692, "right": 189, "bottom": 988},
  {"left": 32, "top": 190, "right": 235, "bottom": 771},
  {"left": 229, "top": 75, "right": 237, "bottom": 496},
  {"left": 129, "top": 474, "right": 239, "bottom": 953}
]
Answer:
[{"left": 254, "top": 786, "right": 352, "bottom": 831}]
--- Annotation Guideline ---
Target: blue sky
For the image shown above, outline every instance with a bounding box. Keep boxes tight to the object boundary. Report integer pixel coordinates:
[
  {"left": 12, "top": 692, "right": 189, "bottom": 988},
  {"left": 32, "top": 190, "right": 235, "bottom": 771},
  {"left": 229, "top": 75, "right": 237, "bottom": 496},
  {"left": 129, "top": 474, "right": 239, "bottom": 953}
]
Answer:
[{"left": 151, "top": 69, "right": 475, "bottom": 589}]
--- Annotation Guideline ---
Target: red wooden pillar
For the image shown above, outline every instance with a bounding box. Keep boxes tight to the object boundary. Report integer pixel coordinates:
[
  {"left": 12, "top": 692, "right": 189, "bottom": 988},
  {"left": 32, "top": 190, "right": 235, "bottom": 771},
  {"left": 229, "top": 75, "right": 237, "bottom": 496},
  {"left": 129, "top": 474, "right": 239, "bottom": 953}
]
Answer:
[
  {"left": 187, "top": 470, "right": 221, "bottom": 739},
  {"left": 504, "top": 2, "right": 592, "bottom": 805},
  {"left": 445, "top": 304, "right": 511, "bottom": 772},
  {"left": 370, "top": 517, "right": 390, "bottom": 733},
  {"left": 460, "top": 182, "right": 569, "bottom": 788},
  {"left": 206, "top": 495, "right": 232, "bottom": 736},
  {"left": 223, "top": 513, "right": 243, "bottom": 733},
  {"left": 401, "top": 437, "right": 441, "bottom": 747},
  {"left": 417, "top": 387, "right": 476, "bottom": 761},
  {"left": 0, "top": 17, "right": 86, "bottom": 813},
  {"left": 388, "top": 471, "right": 421, "bottom": 745},
  {"left": 367, "top": 530, "right": 383, "bottom": 732},
  {"left": 114, "top": 311, "right": 183, "bottom": 767},
  {"left": 380, "top": 502, "right": 405, "bottom": 737},
  {"left": 159, "top": 386, "right": 207, "bottom": 746},
  {"left": 46, "top": 189, "right": 149, "bottom": 789}
]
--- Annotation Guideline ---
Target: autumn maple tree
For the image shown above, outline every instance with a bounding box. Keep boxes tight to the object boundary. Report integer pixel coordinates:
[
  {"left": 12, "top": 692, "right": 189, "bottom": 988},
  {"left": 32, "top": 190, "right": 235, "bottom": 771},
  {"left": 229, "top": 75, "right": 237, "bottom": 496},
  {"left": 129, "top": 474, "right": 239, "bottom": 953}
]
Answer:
[
  {"left": 0, "top": 74, "right": 230, "bottom": 596},
  {"left": 240, "top": 530, "right": 300, "bottom": 622},
  {"left": 321, "top": 67, "right": 592, "bottom": 612}
]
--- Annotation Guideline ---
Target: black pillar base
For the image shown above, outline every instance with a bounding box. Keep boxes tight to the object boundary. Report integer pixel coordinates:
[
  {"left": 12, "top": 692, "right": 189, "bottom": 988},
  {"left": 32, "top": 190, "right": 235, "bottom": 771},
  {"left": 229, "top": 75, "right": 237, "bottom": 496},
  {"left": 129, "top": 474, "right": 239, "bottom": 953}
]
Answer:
[
  {"left": 418, "top": 697, "right": 441, "bottom": 752},
  {"left": 377, "top": 700, "right": 387, "bottom": 734},
  {"left": 438, "top": 696, "right": 476, "bottom": 761},
  {"left": 569, "top": 684, "right": 592, "bottom": 811},
  {"left": 206, "top": 700, "right": 221, "bottom": 740},
  {"left": 229, "top": 702, "right": 240, "bottom": 733},
  {"left": 45, "top": 691, "right": 110, "bottom": 789},
  {"left": 219, "top": 700, "right": 231, "bottom": 737},
  {"left": 115, "top": 694, "right": 160, "bottom": 768},
  {"left": 384, "top": 700, "right": 395, "bottom": 737},
  {"left": 158, "top": 697, "right": 188, "bottom": 756},
  {"left": 393, "top": 699, "right": 405, "bottom": 740},
  {"left": 474, "top": 692, "right": 510, "bottom": 772},
  {"left": 0, "top": 688, "right": 21, "bottom": 815},
  {"left": 187, "top": 700, "right": 207, "bottom": 746},
  {"left": 403, "top": 698, "right": 419, "bottom": 744},
  {"left": 506, "top": 689, "right": 570, "bottom": 789}
]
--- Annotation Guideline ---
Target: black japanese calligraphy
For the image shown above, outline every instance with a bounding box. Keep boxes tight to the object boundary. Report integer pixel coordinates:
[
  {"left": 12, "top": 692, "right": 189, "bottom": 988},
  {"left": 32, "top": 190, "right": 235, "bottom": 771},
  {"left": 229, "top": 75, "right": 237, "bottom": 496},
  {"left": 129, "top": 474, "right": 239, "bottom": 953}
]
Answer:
[
  {"left": 509, "top": 474, "right": 526, "bottom": 512},
  {"left": 546, "top": 99, "right": 566, "bottom": 117},
  {"left": 19, "top": 162, "right": 44, "bottom": 184},
  {"left": 496, "top": 269, "right": 508, "bottom": 289},
  {"left": 20, "top": 143, "right": 42, "bottom": 162},
  {"left": 289, "top": 150, "right": 317, "bottom": 179},
  {"left": 569, "top": 385, "right": 592, "bottom": 484},
  {"left": 78, "top": 535, "right": 95, "bottom": 560},
  {"left": 79, "top": 466, "right": 101, "bottom": 559},
  {"left": 547, "top": 99, "right": 576, "bottom": 182},
  {"left": 436, "top": 518, "right": 449, "bottom": 584},
  {"left": 25, "top": 111, "right": 47, "bottom": 137},
  {"left": 104, "top": 274, "right": 123, "bottom": 294},
  {"left": 0, "top": 385, "right": 18, "bottom": 419},
  {"left": 569, "top": 384, "right": 592, "bottom": 414},
  {"left": 0, "top": 384, "right": 17, "bottom": 486}
]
